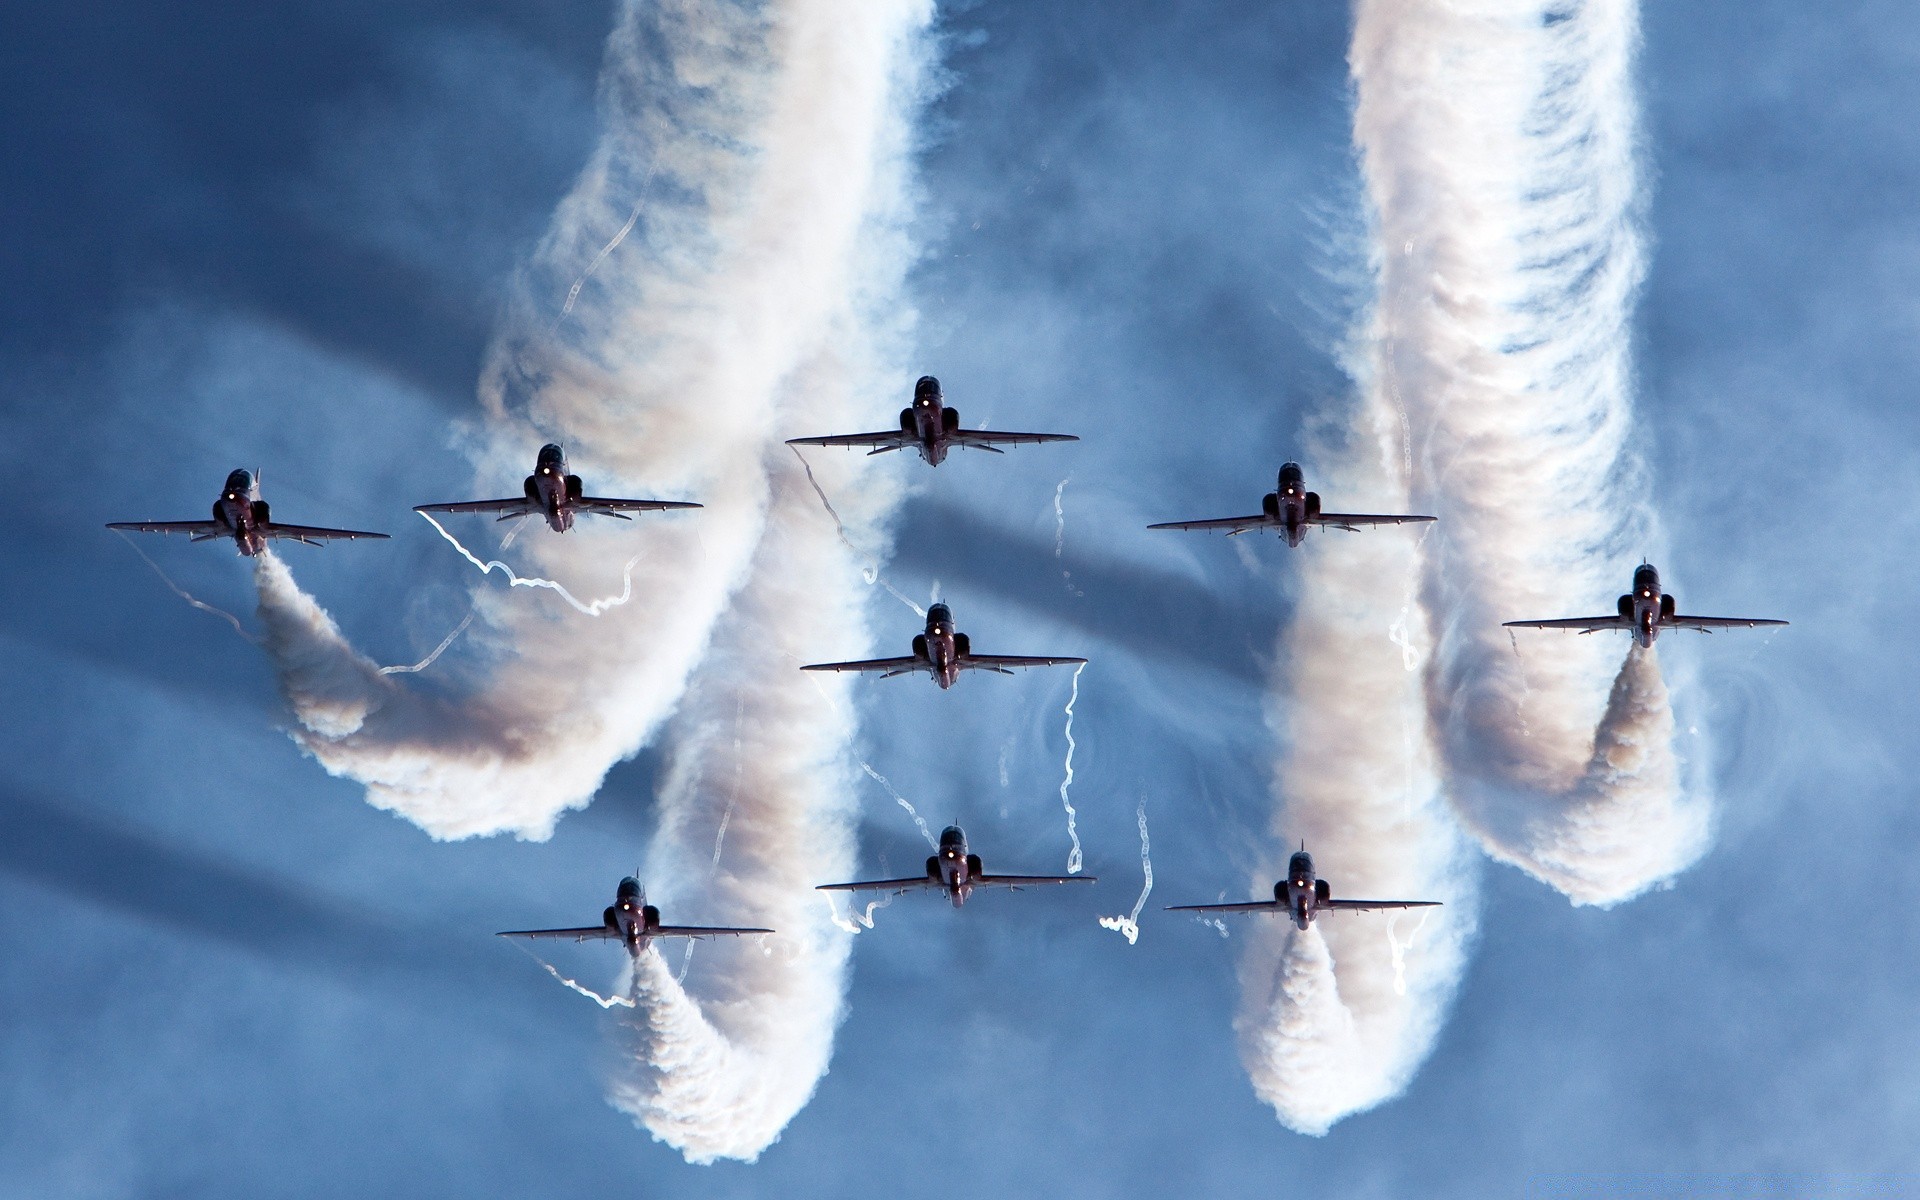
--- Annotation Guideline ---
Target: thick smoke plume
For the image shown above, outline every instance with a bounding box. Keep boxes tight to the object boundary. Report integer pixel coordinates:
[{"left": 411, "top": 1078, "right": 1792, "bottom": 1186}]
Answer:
[
  {"left": 1239, "top": 0, "right": 1703, "bottom": 1134},
  {"left": 256, "top": 0, "right": 937, "bottom": 1162},
  {"left": 256, "top": 0, "right": 932, "bottom": 841},
  {"left": 1352, "top": 0, "right": 1703, "bottom": 901},
  {"left": 1238, "top": 382, "right": 1475, "bottom": 1135}
]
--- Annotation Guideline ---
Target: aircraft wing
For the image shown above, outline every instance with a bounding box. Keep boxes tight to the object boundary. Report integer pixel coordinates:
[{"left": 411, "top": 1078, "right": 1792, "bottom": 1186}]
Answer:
[
  {"left": 261, "top": 522, "right": 390, "bottom": 544},
  {"left": 650, "top": 924, "right": 774, "bottom": 939},
  {"left": 1165, "top": 900, "right": 1284, "bottom": 915},
  {"left": 815, "top": 877, "right": 938, "bottom": 895},
  {"left": 576, "top": 496, "right": 703, "bottom": 518},
  {"left": 1666, "top": 615, "right": 1789, "bottom": 632},
  {"left": 1502, "top": 616, "right": 1628, "bottom": 634},
  {"left": 972, "top": 873, "right": 1097, "bottom": 889},
  {"left": 786, "top": 431, "right": 911, "bottom": 455},
  {"left": 1321, "top": 899, "right": 1442, "bottom": 912},
  {"left": 958, "top": 654, "right": 1088, "bottom": 674},
  {"left": 1147, "top": 514, "right": 1275, "bottom": 534},
  {"left": 1309, "top": 512, "right": 1437, "bottom": 531},
  {"left": 106, "top": 520, "right": 228, "bottom": 538},
  {"left": 950, "top": 430, "right": 1078, "bottom": 449},
  {"left": 800, "top": 656, "right": 927, "bottom": 678},
  {"left": 414, "top": 498, "right": 534, "bottom": 516},
  {"left": 496, "top": 926, "right": 620, "bottom": 943}
]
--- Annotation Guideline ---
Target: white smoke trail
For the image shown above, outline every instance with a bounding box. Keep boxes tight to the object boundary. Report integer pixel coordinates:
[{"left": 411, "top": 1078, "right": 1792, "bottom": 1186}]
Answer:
[
  {"left": 859, "top": 760, "right": 939, "bottom": 849},
  {"left": 415, "top": 511, "right": 643, "bottom": 617},
  {"left": 559, "top": 162, "right": 653, "bottom": 319},
  {"left": 1351, "top": 0, "right": 1698, "bottom": 902},
  {"left": 377, "top": 610, "right": 475, "bottom": 676},
  {"left": 1238, "top": 411, "right": 1475, "bottom": 1134},
  {"left": 1056, "top": 661, "right": 1087, "bottom": 873},
  {"left": 1097, "top": 796, "right": 1152, "bottom": 944},
  {"left": 251, "top": 0, "right": 935, "bottom": 845},
  {"left": 112, "top": 531, "right": 258, "bottom": 645},
  {"left": 790, "top": 444, "right": 926, "bottom": 616},
  {"left": 510, "top": 942, "right": 638, "bottom": 1010},
  {"left": 1051, "top": 476, "right": 1082, "bottom": 596},
  {"left": 823, "top": 889, "right": 896, "bottom": 933}
]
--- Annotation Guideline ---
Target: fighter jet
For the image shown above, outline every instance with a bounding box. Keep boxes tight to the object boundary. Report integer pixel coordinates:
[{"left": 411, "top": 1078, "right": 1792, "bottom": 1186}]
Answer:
[
  {"left": 414, "top": 443, "right": 701, "bottom": 534},
  {"left": 801, "top": 602, "right": 1085, "bottom": 689},
  {"left": 496, "top": 877, "right": 771, "bottom": 958},
  {"left": 1167, "top": 846, "right": 1439, "bottom": 932},
  {"left": 107, "top": 469, "right": 388, "bottom": 557},
  {"left": 1503, "top": 562, "right": 1788, "bottom": 650},
  {"left": 1149, "top": 461, "right": 1435, "bottom": 548},
  {"left": 785, "top": 375, "right": 1077, "bottom": 466},
  {"left": 816, "top": 825, "right": 1095, "bottom": 908}
]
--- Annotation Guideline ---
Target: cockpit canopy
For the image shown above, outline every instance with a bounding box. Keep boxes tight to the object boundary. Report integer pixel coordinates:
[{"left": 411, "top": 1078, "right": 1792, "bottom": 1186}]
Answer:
[
  {"left": 617, "top": 877, "right": 642, "bottom": 901},
  {"left": 914, "top": 375, "right": 942, "bottom": 402},
  {"left": 537, "top": 444, "right": 567, "bottom": 466},
  {"left": 927, "top": 603, "right": 952, "bottom": 626},
  {"left": 1287, "top": 851, "right": 1314, "bottom": 879},
  {"left": 224, "top": 469, "right": 254, "bottom": 493},
  {"left": 938, "top": 826, "right": 966, "bottom": 850}
]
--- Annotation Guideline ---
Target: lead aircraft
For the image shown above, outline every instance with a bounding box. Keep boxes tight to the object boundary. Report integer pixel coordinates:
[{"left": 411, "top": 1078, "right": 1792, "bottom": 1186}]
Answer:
[
  {"left": 414, "top": 444, "right": 701, "bottom": 534},
  {"left": 801, "top": 602, "right": 1085, "bottom": 690},
  {"left": 816, "top": 826, "right": 1094, "bottom": 908},
  {"left": 496, "top": 878, "right": 771, "bottom": 958},
  {"left": 1149, "top": 461, "right": 1434, "bottom": 548},
  {"left": 785, "top": 375, "right": 1077, "bottom": 466},
  {"left": 1167, "top": 846, "right": 1439, "bottom": 932},
  {"left": 1503, "top": 563, "right": 1787, "bottom": 649},
  {"left": 108, "top": 469, "right": 388, "bottom": 557}
]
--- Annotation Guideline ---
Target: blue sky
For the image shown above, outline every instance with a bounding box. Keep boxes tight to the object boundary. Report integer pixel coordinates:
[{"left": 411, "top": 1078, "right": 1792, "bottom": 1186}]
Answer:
[{"left": 4, "top": 0, "right": 1918, "bottom": 1194}]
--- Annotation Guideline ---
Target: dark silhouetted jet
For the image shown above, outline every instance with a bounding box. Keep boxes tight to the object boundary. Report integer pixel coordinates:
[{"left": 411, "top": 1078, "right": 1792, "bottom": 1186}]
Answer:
[
  {"left": 497, "top": 878, "right": 770, "bottom": 958},
  {"left": 801, "top": 602, "right": 1085, "bottom": 689},
  {"left": 785, "top": 375, "right": 1077, "bottom": 466},
  {"left": 415, "top": 443, "right": 701, "bottom": 534},
  {"left": 817, "top": 825, "right": 1094, "bottom": 909},
  {"left": 1168, "top": 846, "right": 1439, "bottom": 932},
  {"left": 108, "top": 469, "right": 388, "bottom": 557},
  {"left": 1504, "top": 562, "right": 1787, "bottom": 650},
  {"left": 1149, "top": 461, "right": 1434, "bottom": 547}
]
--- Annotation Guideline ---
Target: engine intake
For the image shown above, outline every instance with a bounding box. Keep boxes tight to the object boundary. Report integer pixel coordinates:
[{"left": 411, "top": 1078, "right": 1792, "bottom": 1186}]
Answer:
[
  {"left": 1261, "top": 492, "right": 1280, "bottom": 517},
  {"left": 1660, "top": 594, "right": 1676, "bottom": 619},
  {"left": 942, "top": 407, "right": 960, "bottom": 433},
  {"left": 1303, "top": 491, "right": 1321, "bottom": 519}
]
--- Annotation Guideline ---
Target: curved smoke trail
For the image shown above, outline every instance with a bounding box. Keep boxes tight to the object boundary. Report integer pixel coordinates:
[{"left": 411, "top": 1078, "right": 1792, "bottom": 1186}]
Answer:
[
  {"left": 254, "top": 0, "right": 933, "bottom": 842},
  {"left": 1351, "top": 0, "right": 1703, "bottom": 902},
  {"left": 255, "top": 0, "right": 937, "bottom": 1162},
  {"left": 1238, "top": 388, "right": 1475, "bottom": 1134}
]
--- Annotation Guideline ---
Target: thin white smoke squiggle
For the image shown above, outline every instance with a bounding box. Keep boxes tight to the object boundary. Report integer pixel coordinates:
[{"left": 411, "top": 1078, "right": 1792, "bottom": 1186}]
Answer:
[
  {"left": 415, "top": 511, "right": 642, "bottom": 617},
  {"left": 1057, "top": 661, "right": 1086, "bottom": 873},
  {"left": 1097, "top": 796, "right": 1152, "bottom": 944},
  {"left": 860, "top": 759, "right": 938, "bottom": 849}
]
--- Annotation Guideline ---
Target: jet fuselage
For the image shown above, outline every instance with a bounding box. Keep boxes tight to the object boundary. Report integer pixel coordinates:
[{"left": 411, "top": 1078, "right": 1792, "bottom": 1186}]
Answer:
[
  {"left": 1620, "top": 563, "right": 1673, "bottom": 648},
  {"left": 1279, "top": 850, "right": 1331, "bottom": 931},
  {"left": 900, "top": 376, "right": 958, "bottom": 465},
  {"left": 523, "top": 444, "right": 586, "bottom": 532},
  {"left": 1261, "top": 462, "right": 1321, "bottom": 547},
  {"left": 211, "top": 469, "right": 270, "bottom": 556},
  {"left": 912, "top": 603, "right": 964, "bottom": 689},
  {"left": 601, "top": 877, "right": 664, "bottom": 956},
  {"left": 924, "top": 826, "right": 987, "bottom": 907}
]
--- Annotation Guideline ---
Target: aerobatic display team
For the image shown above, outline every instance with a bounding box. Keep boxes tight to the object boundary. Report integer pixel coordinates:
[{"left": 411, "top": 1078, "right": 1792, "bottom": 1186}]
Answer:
[{"left": 95, "top": 0, "right": 1795, "bottom": 1167}]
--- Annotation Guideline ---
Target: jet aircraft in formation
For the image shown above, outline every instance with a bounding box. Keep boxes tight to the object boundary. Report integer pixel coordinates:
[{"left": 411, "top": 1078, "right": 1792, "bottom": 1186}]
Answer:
[
  {"left": 786, "top": 375, "right": 1077, "bottom": 466},
  {"left": 496, "top": 878, "right": 771, "bottom": 958},
  {"left": 1167, "top": 846, "right": 1440, "bottom": 932},
  {"left": 1504, "top": 563, "right": 1788, "bottom": 649},
  {"left": 107, "top": 469, "right": 389, "bottom": 557},
  {"left": 817, "top": 825, "right": 1093, "bottom": 908},
  {"left": 1149, "top": 461, "right": 1435, "bottom": 547},
  {"left": 801, "top": 602, "right": 1085, "bottom": 689},
  {"left": 414, "top": 443, "right": 702, "bottom": 534}
]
